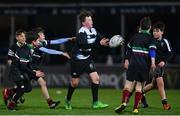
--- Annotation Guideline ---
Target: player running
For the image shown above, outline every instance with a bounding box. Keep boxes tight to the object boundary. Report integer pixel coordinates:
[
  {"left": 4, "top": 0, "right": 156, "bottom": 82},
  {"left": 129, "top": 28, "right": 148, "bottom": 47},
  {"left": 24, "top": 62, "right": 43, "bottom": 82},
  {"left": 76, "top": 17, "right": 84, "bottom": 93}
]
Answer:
[
  {"left": 141, "top": 22, "right": 172, "bottom": 110},
  {"left": 3, "top": 28, "right": 73, "bottom": 109},
  {"left": 6, "top": 29, "right": 45, "bottom": 111},
  {"left": 64, "top": 10, "right": 109, "bottom": 110}
]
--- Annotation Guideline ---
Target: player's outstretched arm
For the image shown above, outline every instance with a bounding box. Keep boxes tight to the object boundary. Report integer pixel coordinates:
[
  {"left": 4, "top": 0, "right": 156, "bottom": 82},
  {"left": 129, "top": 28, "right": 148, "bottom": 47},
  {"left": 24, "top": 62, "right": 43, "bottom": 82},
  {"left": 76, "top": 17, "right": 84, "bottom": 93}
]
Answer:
[
  {"left": 39, "top": 47, "right": 70, "bottom": 59},
  {"left": 49, "top": 37, "right": 76, "bottom": 45}
]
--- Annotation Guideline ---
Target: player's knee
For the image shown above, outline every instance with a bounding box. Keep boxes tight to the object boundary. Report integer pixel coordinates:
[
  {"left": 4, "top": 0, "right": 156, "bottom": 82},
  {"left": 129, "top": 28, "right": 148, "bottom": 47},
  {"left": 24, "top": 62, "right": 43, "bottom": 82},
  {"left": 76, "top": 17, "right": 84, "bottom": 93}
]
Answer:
[
  {"left": 157, "top": 80, "right": 164, "bottom": 88},
  {"left": 71, "top": 80, "right": 78, "bottom": 87},
  {"left": 16, "top": 85, "right": 26, "bottom": 93},
  {"left": 92, "top": 78, "right": 99, "bottom": 84},
  {"left": 90, "top": 75, "right": 100, "bottom": 84},
  {"left": 124, "top": 84, "right": 131, "bottom": 91}
]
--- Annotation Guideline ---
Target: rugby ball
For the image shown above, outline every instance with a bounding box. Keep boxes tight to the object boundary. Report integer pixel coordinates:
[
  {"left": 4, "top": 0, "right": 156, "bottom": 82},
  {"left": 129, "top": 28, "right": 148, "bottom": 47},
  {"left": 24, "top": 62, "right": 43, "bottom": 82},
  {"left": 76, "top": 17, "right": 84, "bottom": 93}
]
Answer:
[{"left": 109, "top": 35, "right": 124, "bottom": 48}]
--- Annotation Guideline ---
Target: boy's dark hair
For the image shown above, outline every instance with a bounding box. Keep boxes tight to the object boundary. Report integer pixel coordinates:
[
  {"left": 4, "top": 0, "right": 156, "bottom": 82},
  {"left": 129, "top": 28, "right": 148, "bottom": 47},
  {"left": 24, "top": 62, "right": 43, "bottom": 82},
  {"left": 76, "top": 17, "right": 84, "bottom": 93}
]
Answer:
[
  {"left": 32, "top": 27, "right": 45, "bottom": 35},
  {"left": 79, "top": 10, "right": 92, "bottom": 23},
  {"left": 26, "top": 31, "right": 39, "bottom": 44},
  {"left": 153, "top": 22, "right": 165, "bottom": 32},
  {"left": 140, "top": 17, "right": 151, "bottom": 30},
  {"left": 15, "top": 29, "right": 26, "bottom": 36}
]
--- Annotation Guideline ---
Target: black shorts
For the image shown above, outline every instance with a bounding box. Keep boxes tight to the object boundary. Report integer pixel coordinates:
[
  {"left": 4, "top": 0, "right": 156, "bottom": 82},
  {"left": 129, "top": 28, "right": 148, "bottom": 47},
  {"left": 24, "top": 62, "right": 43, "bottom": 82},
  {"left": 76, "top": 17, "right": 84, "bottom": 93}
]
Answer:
[
  {"left": 70, "top": 58, "right": 96, "bottom": 78},
  {"left": 152, "top": 66, "right": 166, "bottom": 79},
  {"left": 126, "top": 66, "right": 149, "bottom": 82},
  {"left": 29, "top": 75, "right": 39, "bottom": 81},
  {"left": 9, "top": 66, "right": 30, "bottom": 82},
  {"left": 29, "top": 66, "right": 42, "bottom": 81}
]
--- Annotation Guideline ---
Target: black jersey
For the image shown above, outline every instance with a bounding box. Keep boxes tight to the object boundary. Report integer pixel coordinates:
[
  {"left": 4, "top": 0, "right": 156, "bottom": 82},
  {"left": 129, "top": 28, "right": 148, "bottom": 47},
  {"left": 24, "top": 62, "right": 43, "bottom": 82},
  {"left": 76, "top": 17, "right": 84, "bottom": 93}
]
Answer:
[
  {"left": 126, "top": 31, "right": 156, "bottom": 70},
  {"left": 30, "top": 48, "right": 45, "bottom": 70},
  {"left": 8, "top": 42, "right": 35, "bottom": 77},
  {"left": 71, "top": 27, "right": 102, "bottom": 60},
  {"left": 154, "top": 38, "right": 172, "bottom": 64}
]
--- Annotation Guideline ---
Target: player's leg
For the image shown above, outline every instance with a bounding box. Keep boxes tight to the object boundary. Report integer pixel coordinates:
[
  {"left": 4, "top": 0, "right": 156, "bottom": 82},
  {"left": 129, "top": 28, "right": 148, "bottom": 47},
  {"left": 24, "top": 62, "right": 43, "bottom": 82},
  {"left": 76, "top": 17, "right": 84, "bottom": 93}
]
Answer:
[
  {"left": 156, "top": 76, "right": 171, "bottom": 110},
  {"left": 141, "top": 71, "right": 157, "bottom": 108},
  {"left": 2, "top": 87, "right": 15, "bottom": 105},
  {"left": 37, "top": 77, "right": 60, "bottom": 109},
  {"left": 65, "top": 60, "right": 83, "bottom": 110},
  {"left": 132, "top": 81, "right": 143, "bottom": 114},
  {"left": 141, "top": 82, "right": 154, "bottom": 108},
  {"left": 115, "top": 80, "right": 133, "bottom": 113},
  {"left": 7, "top": 81, "right": 26, "bottom": 111},
  {"left": 127, "top": 81, "right": 136, "bottom": 104},
  {"left": 132, "top": 69, "right": 149, "bottom": 114},
  {"left": 65, "top": 77, "right": 80, "bottom": 110},
  {"left": 89, "top": 72, "right": 109, "bottom": 109}
]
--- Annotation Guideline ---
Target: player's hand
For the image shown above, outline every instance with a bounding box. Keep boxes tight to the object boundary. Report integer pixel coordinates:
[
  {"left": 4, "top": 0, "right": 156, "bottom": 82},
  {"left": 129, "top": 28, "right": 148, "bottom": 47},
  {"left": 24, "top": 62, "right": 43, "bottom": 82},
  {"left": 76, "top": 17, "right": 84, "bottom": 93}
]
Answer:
[
  {"left": 123, "top": 59, "right": 129, "bottom": 69},
  {"left": 158, "top": 61, "right": 165, "bottom": 67},
  {"left": 63, "top": 52, "right": 71, "bottom": 59},
  {"left": 100, "top": 38, "right": 109, "bottom": 46},
  {"left": 35, "top": 70, "right": 45, "bottom": 78},
  {"left": 68, "top": 37, "right": 76, "bottom": 41}
]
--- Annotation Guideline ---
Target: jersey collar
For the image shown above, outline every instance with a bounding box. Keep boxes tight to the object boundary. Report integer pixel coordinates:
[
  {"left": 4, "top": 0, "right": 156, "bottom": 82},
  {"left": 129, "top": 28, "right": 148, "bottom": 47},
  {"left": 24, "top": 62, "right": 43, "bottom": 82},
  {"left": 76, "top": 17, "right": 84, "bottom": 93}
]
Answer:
[{"left": 139, "top": 29, "right": 151, "bottom": 35}]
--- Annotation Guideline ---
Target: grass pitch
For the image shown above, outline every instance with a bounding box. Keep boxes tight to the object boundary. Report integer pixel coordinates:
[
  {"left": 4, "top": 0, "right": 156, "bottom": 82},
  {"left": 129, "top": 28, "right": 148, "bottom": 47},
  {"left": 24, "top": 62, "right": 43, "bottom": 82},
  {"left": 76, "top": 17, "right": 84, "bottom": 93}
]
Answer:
[{"left": 0, "top": 88, "right": 179, "bottom": 115}]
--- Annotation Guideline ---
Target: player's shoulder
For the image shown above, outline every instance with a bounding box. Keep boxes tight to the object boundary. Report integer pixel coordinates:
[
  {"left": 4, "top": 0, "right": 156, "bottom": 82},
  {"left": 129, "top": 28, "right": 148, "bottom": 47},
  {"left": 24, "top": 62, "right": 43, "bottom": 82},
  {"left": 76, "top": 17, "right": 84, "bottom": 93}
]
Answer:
[
  {"left": 78, "top": 27, "right": 96, "bottom": 33},
  {"left": 162, "top": 38, "right": 171, "bottom": 47},
  {"left": 79, "top": 27, "right": 87, "bottom": 33},
  {"left": 9, "top": 43, "right": 18, "bottom": 50},
  {"left": 162, "top": 38, "right": 170, "bottom": 43}
]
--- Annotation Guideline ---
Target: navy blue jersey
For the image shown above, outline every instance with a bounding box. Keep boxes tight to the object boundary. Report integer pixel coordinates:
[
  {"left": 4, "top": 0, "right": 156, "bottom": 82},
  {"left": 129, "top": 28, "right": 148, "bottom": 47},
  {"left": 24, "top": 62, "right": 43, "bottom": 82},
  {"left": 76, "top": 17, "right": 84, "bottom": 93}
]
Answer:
[
  {"left": 154, "top": 38, "right": 172, "bottom": 64},
  {"left": 126, "top": 32, "right": 156, "bottom": 70},
  {"left": 71, "top": 27, "right": 102, "bottom": 60}
]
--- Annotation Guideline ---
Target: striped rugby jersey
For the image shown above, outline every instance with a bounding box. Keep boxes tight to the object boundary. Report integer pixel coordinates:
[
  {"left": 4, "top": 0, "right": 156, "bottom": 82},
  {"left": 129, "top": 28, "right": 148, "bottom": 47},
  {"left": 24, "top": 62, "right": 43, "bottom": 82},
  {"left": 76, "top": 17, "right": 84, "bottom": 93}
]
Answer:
[{"left": 71, "top": 27, "right": 102, "bottom": 60}]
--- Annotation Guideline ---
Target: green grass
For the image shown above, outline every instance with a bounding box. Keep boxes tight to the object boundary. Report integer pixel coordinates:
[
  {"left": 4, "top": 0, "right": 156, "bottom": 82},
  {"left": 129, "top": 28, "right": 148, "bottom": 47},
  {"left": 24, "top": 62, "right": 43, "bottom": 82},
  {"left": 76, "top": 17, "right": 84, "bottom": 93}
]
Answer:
[{"left": 0, "top": 88, "right": 180, "bottom": 115}]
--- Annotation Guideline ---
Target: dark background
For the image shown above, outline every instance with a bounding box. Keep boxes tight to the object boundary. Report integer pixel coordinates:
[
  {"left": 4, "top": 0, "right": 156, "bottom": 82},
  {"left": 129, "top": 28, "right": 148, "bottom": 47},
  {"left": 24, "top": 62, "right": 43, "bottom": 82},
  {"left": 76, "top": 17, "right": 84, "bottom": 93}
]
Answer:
[{"left": 0, "top": 1, "right": 180, "bottom": 65}]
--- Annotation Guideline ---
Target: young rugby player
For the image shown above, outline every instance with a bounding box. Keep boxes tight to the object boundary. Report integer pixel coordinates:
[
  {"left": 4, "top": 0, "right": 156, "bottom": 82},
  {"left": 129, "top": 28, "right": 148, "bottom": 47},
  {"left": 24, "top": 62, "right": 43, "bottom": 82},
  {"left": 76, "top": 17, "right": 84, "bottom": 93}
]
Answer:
[
  {"left": 65, "top": 10, "right": 109, "bottom": 110},
  {"left": 115, "top": 17, "right": 156, "bottom": 114},
  {"left": 3, "top": 28, "right": 72, "bottom": 109},
  {"left": 141, "top": 22, "right": 172, "bottom": 110},
  {"left": 6, "top": 29, "right": 45, "bottom": 111}
]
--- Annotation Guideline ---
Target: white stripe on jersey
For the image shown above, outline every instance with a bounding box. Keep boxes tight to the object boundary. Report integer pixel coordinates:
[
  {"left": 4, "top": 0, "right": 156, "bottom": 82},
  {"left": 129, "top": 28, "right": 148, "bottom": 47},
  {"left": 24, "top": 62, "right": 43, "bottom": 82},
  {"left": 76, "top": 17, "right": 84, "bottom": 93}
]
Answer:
[
  {"left": 132, "top": 49, "right": 149, "bottom": 54},
  {"left": 79, "top": 27, "right": 97, "bottom": 35},
  {"left": 163, "top": 39, "right": 171, "bottom": 52},
  {"left": 87, "top": 38, "right": 96, "bottom": 44},
  {"left": 76, "top": 54, "right": 90, "bottom": 60}
]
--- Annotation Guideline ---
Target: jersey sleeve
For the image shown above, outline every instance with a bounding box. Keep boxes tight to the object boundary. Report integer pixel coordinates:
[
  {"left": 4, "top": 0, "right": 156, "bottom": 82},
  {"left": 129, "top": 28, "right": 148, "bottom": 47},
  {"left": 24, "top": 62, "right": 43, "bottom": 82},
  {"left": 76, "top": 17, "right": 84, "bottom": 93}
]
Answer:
[
  {"left": 124, "top": 42, "right": 132, "bottom": 60},
  {"left": 49, "top": 38, "right": 69, "bottom": 45},
  {"left": 162, "top": 39, "right": 173, "bottom": 62},
  {"left": 39, "top": 47, "right": 64, "bottom": 55},
  {"left": 7, "top": 45, "right": 16, "bottom": 60}
]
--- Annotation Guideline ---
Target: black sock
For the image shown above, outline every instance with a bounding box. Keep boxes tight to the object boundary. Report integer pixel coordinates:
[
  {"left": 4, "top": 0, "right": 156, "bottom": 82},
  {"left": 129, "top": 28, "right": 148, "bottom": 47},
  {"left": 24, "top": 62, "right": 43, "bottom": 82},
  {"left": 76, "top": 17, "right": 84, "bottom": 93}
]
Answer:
[
  {"left": 66, "top": 84, "right": 75, "bottom": 101},
  {"left": 91, "top": 83, "right": 99, "bottom": 103},
  {"left": 162, "top": 99, "right": 167, "bottom": 105},
  {"left": 141, "top": 93, "right": 148, "bottom": 105},
  {"left": 11, "top": 87, "right": 24, "bottom": 102}
]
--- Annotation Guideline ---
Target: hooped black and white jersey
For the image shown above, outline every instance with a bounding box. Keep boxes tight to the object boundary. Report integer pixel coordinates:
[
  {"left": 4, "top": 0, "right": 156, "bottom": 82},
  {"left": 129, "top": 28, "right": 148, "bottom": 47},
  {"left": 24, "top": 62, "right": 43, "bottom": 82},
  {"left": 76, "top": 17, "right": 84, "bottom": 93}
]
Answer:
[{"left": 71, "top": 27, "right": 102, "bottom": 60}]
